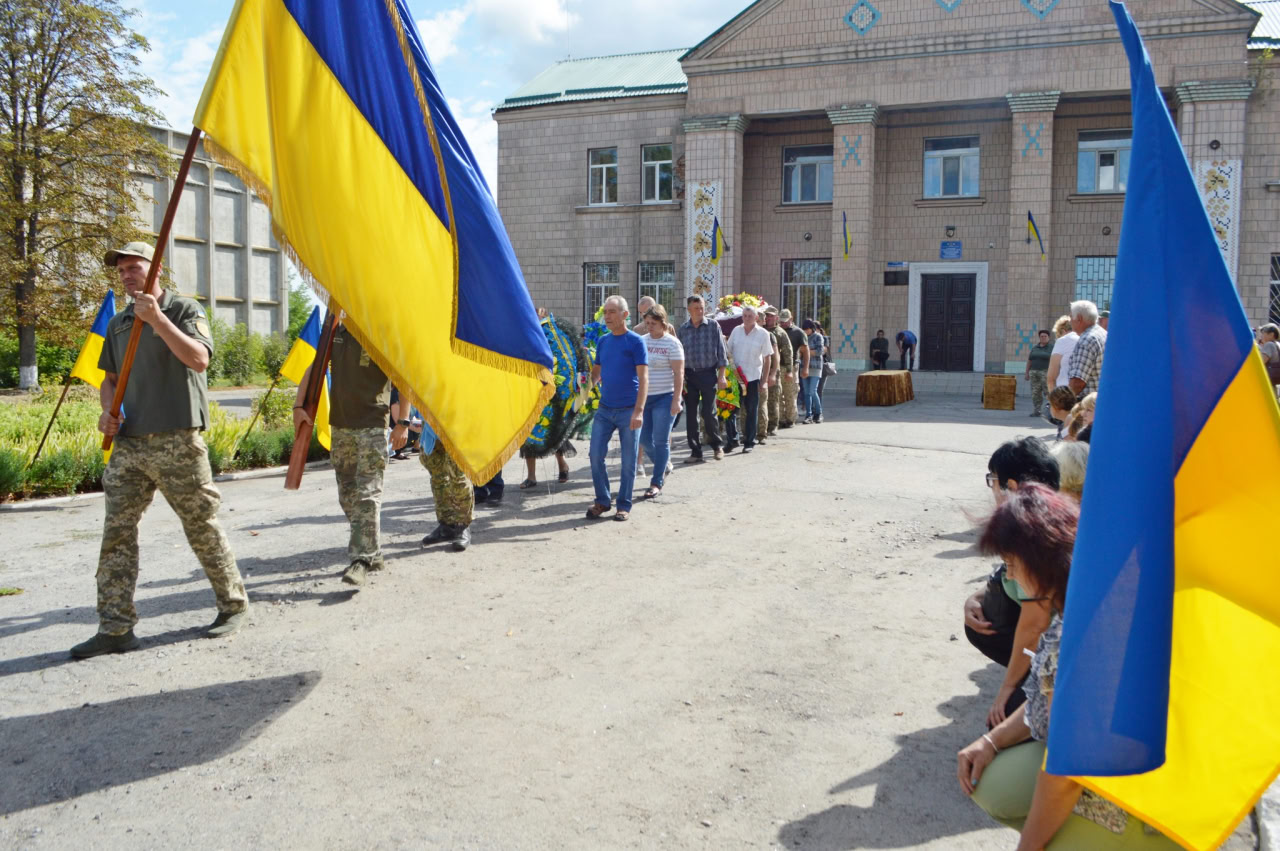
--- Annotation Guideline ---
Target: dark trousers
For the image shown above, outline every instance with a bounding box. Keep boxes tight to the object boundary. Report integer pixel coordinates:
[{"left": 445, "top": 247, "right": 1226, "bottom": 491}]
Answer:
[
  {"left": 473, "top": 470, "right": 504, "bottom": 502},
  {"left": 871, "top": 350, "right": 889, "bottom": 370},
  {"left": 964, "top": 570, "right": 1028, "bottom": 718},
  {"left": 899, "top": 345, "right": 916, "bottom": 371},
  {"left": 684, "top": 367, "right": 722, "bottom": 456},
  {"left": 741, "top": 379, "right": 761, "bottom": 448}
]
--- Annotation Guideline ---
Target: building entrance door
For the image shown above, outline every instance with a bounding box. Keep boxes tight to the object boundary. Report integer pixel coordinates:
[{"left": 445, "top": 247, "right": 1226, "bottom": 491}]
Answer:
[{"left": 920, "top": 274, "right": 976, "bottom": 371}]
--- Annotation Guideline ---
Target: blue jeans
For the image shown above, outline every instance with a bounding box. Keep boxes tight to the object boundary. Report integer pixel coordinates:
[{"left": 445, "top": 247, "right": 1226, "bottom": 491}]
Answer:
[
  {"left": 639, "top": 393, "right": 675, "bottom": 488},
  {"left": 589, "top": 406, "right": 639, "bottom": 512},
  {"left": 803, "top": 375, "right": 822, "bottom": 418}
]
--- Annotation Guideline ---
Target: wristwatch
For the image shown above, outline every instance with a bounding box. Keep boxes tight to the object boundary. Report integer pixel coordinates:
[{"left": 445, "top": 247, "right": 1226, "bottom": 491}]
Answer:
[{"left": 397, "top": 419, "right": 411, "bottom": 427}]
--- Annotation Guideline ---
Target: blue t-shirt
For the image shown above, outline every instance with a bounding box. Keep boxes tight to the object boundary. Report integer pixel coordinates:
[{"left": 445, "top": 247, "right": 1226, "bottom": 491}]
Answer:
[
  {"left": 595, "top": 330, "right": 649, "bottom": 409},
  {"left": 897, "top": 330, "right": 917, "bottom": 347}
]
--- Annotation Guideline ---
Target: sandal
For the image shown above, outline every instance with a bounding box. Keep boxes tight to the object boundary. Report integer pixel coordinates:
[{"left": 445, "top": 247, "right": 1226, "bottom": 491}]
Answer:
[
  {"left": 585, "top": 503, "right": 609, "bottom": 520},
  {"left": 643, "top": 487, "right": 661, "bottom": 499},
  {"left": 613, "top": 510, "right": 630, "bottom": 522},
  {"left": 520, "top": 478, "right": 538, "bottom": 490},
  {"left": 558, "top": 468, "right": 569, "bottom": 483}
]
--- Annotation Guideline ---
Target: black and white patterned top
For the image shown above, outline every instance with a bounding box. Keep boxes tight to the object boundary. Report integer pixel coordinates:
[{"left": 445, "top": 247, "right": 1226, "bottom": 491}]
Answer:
[{"left": 1067, "top": 324, "right": 1108, "bottom": 396}]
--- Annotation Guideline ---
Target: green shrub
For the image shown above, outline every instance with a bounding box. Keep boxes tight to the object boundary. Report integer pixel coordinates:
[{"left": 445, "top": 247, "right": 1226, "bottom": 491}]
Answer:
[
  {"left": 220, "top": 323, "right": 262, "bottom": 386},
  {"left": 0, "top": 448, "right": 25, "bottom": 500},
  {"left": 261, "top": 333, "right": 289, "bottom": 378},
  {"left": 26, "top": 449, "right": 82, "bottom": 496},
  {"left": 0, "top": 334, "right": 80, "bottom": 388},
  {"left": 250, "top": 385, "right": 295, "bottom": 428},
  {"left": 235, "top": 428, "right": 275, "bottom": 469}
]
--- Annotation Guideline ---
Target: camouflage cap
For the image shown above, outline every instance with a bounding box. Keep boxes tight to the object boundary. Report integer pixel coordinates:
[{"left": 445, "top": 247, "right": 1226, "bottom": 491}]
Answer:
[
  {"left": 763, "top": 306, "right": 779, "bottom": 316},
  {"left": 104, "top": 241, "right": 155, "bottom": 268},
  {"left": 778, "top": 309, "right": 793, "bottom": 322}
]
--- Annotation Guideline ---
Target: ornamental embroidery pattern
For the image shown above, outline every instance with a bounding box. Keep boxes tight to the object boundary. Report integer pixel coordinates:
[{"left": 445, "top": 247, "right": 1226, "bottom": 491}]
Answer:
[
  {"left": 1196, "top": 160, "right": 1242, "bottom": 281},
  {"left": 686, "top": 180, "right": 722, "bottom": 305}
]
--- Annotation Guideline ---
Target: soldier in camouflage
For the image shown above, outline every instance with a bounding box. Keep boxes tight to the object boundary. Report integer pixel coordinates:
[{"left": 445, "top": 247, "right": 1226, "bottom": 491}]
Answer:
[
  {"left": 419, "top": 438, "right": 474, "bottom": 552},
  {"left": 763, "top": 307, "right": 793, "bottom": 437},
  {"left": 295, "top": 323, "right": 407, "bottom": 587},
  {"left": 72, "top": 242, "right": 250, "bottom": 660}
]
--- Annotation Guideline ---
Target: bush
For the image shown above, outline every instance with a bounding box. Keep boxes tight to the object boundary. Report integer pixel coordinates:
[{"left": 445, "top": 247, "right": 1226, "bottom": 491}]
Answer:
[
  {"left": 0, "top": 334, "right": 80, "bottom": 388},
  {"left": 26, "top": 449, "right": 82, "bottom": 496},
  {"left": 251, "top": 384, "right": 295, "bottom": 428},
  {"left": 0, "top": 448, "right": 24, "bottom": 500},
  {"left": 261, "top": 333, "right": 289, "bottom": 378},
  {"left": 220, "top": 323, "right": 262, "bottom": 386}
]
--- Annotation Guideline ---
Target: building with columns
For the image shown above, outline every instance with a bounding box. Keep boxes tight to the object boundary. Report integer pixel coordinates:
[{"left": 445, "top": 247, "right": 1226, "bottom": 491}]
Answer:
[{"left": 495, "top": 0, "right": 1280, "bottom": 374}]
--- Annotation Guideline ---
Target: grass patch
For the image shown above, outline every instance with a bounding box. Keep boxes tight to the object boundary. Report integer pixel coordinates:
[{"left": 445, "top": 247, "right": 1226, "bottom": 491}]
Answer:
[{"left": 0, "top": 587, "right": 24, "bottom": 596}]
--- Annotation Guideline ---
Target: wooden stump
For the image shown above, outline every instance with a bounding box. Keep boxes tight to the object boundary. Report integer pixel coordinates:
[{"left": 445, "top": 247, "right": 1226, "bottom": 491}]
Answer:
[
  {"left": 983, "top": 374, "right": 1017, "bottom": 410},
  {"left": 856, "top": 370, "right": 914, "bottom": 406}
]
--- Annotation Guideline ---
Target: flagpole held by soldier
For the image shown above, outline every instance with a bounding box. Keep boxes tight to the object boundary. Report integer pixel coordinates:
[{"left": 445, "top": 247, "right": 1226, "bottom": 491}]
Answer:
[
  {"left": 294, "top": 322, "right": 407, "bottom": 586},
  {"left": 71, "top": 242, "right": 251, "bottom": 659}
]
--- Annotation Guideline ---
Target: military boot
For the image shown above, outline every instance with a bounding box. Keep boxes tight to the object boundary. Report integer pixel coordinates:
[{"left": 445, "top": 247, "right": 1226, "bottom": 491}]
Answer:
[
  {"left": 451, "top": 526, "right": 471, "bottom": 552},
  {"left": 206, "top": 610, "right": 248, "bottom": 638},
  {"left": 421, "top": 524, "right": 459, "bottom": 546},
  {"left": 70, "top": 630, "right": 141, "bottom": 659},
  {"left": 342, "top": 561, "right": 368, "bottom": 586}
]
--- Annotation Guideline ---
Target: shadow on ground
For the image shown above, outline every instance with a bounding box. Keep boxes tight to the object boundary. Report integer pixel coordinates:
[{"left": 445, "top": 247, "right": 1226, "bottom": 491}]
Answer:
[
  {"left": 0, "top": 671, "right": 320, "bottom": 815},
  {"left": 776, "top": 669, "right": 1002, "bottom": 849}
]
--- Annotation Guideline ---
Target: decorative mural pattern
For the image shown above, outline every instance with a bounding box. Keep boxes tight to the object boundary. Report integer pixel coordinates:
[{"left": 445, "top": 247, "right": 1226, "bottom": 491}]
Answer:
[
  {"left": 935, "top": 0, "right": 964, "bottom": 10},
  {"left": 841, "top": 135, "right": 862, "bottom": 168},
  {"left": 687, "top": 180, "right": 723, "bottom": 306},
  {"left": 843, "top": 1, "right": 881, "bottom": 35},
  {"left": 1022, "top": 123, "right": 1045, "bottom": 157},
  {"left": 838, "top": 322, "right": 859, "bottom": 355},
  {"left": 1020, "top": 0, "right": 1060, "bottom": 19},
  {"left": 1196, "top": 160, "right": 1243, "bottom": 281},
  {"left": 1014, "top": 322, "right": 1039, "bottom": 357}
]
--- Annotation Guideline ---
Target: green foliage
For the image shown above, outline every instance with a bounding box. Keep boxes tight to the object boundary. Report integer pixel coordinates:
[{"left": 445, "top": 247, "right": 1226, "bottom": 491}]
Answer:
[
  {"left": 26, "top": 449, "right": 82, "bottom": 496},
  {"left": 250, "top": 385, "right": 295, "bottom": 428},
  {"left": 0, "top": 447, "right": 24, "bottom": 499},
  {"left": 0, "top": 334, "right": 80, "bottom": 388},
  {"left": 287, "top": 280, "right": 314, "bottom": 343},
  {"left": 261, "top": 333, "right": 289, "bottom": 378},
  {"left": 0, "top": 587, "right": 23, "bottom": 596},
  {"left": 220, "top": 323, "right": 262, "bottom": 387}
]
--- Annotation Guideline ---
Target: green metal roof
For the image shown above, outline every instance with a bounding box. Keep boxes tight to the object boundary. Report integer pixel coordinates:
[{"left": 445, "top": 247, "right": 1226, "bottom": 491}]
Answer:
[
  {"left": 496, "top": 49, "right": 688, "bottom": 112},
  {"left": 1246, "top": 0, "right": 1280, "bottom": 48}
]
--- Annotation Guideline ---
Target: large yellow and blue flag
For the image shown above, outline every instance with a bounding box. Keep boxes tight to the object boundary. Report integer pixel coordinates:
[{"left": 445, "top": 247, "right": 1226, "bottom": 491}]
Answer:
[
  {"left": 279, "top": 305, "right": 331, "bottom": 451},
  {"left": 1048, "top": 5, "right": 1280, "bottom": 849},
  {"left": 710, "top": 216, "right": 727, "bottom": 266},
  {"left": 194, "top": 0, "right": 553, "bottom": 481},
  {"left": 70, "top": 291, "right": 116, "bottom": 390}
]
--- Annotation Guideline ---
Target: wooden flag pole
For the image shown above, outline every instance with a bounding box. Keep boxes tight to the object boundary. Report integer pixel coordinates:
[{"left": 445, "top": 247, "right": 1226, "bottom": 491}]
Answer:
[
  {"left": 285, "top": 310, "right": 339, "bottom": 490},
  {"left": 28, "top": 376, "right": 74, "bottom": 469},
  {"left": 102, "top": 129, "right": 204, "bottom": 452}
]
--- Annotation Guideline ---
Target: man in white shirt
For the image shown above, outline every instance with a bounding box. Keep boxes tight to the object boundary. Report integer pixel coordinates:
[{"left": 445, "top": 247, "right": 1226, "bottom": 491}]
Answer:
[{"left": 725, "top": 306, "right": 775, "bottom": 454}]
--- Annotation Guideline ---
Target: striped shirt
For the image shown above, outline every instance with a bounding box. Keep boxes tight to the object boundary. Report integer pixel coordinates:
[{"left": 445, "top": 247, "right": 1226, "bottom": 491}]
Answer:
[
  {"left": 677, "top": 318, "right": 727, "bottom": 371},
  {"left": 642, "top": 333, "right": 684, "bottom": 396},
  {"left": 1067, "top": 324, "right": 1107, "bottom": 395}
]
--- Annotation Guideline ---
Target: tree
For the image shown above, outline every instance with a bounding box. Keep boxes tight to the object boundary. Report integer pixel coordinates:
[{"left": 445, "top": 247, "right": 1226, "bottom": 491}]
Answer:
[
  {"left": 0, "top": 0, "right": 168, "bottom": 388},
  {"left": 286, "top": 275, "right": 312, "bottom": 343}
]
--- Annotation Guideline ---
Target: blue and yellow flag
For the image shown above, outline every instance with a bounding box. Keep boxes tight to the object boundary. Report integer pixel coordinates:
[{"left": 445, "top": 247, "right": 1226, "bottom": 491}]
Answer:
[
  {"left": 279, "top": 305, "right": 331, "bottom": 451},
  {"left": 710, "top": 216, "right": 727, "bottom": 266},
  {"left": 842, "top": 211, "right": 851, "bottom": 260},
  {"left": 1048, "top": 5, "right": 1280, "bottom": 849},
  {"left": 70, "top": 291, "right": 116, "bottom": 390},
  {"left": 1027, "top": 211, "right": 1046, "bottom": 261},
  {"left": 194, "top": 0, "right": 553, "bottom": 481}
]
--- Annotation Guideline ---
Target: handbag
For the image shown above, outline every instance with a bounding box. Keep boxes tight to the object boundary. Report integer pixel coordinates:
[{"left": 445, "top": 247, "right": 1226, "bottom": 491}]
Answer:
[{"left": 822, "top": 360, "right": 837, "bottom": 377}]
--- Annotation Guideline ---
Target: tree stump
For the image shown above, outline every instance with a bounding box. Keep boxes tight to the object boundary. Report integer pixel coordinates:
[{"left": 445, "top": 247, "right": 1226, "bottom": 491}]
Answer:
[
  {"left": 856, "top": 370, "right": 914, "bottom": 406},
  {"left": 983, "top": 374, "right": 1017, "bottom": 410}
]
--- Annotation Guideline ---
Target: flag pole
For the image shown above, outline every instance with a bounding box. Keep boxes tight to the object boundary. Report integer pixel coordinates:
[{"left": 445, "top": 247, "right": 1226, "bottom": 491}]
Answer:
[
  {"left": 230, "top": 376, "right": 280, "bottom": 459},
  {"left": 102, "top": 129, "right": 203, "bottom": 452},
  {"left": 28, "top": 376, "right": 74, "bottom": 469},
  {"left": 285, "top": 309, "right": 338, "bottom": 490}
]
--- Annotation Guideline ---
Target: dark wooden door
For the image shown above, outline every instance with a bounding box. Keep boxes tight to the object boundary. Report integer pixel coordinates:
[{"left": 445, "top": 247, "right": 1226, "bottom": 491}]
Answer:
[{"left": 920, "top": 274, "right": 976, "bottom": 371}]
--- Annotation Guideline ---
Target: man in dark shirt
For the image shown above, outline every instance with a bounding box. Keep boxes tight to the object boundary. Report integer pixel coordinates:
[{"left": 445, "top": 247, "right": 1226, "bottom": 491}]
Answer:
[
  {"left": 780, "top": 309, "right": 808, "bottom": 422},
  {"left": 869, "top": 330, "right": 890, "bottom": 370},
  {"left": 1024, "top": 329, "right": 1053, "bottom": 417},
  {"left": 74, "top": 241, "right": 249, "bottom": 658},
  {"left": 896, "top": 330, "right": 917, "bottom": 371},
  {"left": 676, "top": 295, "right": 726, "bottom": 462}
]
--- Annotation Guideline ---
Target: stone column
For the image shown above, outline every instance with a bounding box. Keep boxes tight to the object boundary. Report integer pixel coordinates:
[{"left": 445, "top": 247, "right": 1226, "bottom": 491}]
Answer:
[
  {"left": 1174, "top": 80, "right": 1255, "bottom": 288},
  {"left": 828, "top": 104, "right": 878, "bottom": 371},
  {"left": 681, "top": 114, "right": 749, "bottom": 307},
  {"left": 1004, "top": 91, "right": 1060, "bottom": 375}
]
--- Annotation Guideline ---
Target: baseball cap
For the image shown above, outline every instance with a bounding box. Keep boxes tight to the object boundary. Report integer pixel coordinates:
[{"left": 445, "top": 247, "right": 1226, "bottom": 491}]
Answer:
[
  {"left": 104, "top": 241, "right": 155, "bottom": 268},
  {"left": 779, "top": 309, "right": 793, "bottom": 322},
  {"left": 763, "top": 306, "right": 779, "bottom": 317},
  {"left": 801, "top": 319, "right": 816, "bottom": 331}
]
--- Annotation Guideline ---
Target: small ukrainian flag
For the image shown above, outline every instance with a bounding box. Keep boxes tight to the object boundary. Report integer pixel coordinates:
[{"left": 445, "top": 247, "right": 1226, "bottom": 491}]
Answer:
[
  {"left": 70, "top": 291, "right": 116, "bottom": 390},
  {"left": 843, "top": 211, "right": 851, "bottom": 260},
  {"left": 1027, "top": 211, "right": 1046, "bottom": 261},
  {"left": 279, "top": 305, "right": 332, "bottom": 450},
  {"left": 710, "top": 216, "right": 727, "bottom": 266}
]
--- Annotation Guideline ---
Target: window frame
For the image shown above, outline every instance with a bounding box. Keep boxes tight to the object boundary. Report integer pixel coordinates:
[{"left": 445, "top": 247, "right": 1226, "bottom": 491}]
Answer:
[
  {"left": 588, "top": 148, "right": 619, "bottom": 206},
  {"left": 782, "top": 145, "right": 835, "bottom": 205},
  {"left": 1270, "top": 254, "right": 1280, "bottom": 326},
  {"left": 1074, "top": 256, "right": 1117, "bottom": 313},
  {"left": 583, "top": 261, "right": 621, "bottom": 324},
  {"left": 923, "top": 136, "right": 981, "bottom": 199},
  {"left": 641, "top": 144, "right": 674, "bottom": 204},
  {"left": 780, "top": 259, "right": 833, "bottom": 332},
  {"left": 1076, "top": 130, "right": 1133, "bottom": 195},
  {"left": 637, "top": 260, "right": 677, "bottom": 318}
]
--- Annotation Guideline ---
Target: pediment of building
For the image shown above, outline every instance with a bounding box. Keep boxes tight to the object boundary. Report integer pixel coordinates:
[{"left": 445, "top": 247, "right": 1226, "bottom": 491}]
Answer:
[{"left": 681, "top": 0, "right": 1260, "bottom": 70}]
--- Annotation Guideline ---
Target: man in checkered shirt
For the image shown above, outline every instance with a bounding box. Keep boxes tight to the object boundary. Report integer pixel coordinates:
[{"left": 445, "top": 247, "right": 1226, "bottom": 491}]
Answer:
[{"left": 1066, "top": 300, "right": 1108, "bottom": 397}]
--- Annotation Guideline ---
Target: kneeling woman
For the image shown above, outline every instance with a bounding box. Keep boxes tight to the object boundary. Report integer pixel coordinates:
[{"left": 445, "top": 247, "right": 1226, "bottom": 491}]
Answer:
[{"left": 957, "top": 484, "right": 1179, "bottom": 849}]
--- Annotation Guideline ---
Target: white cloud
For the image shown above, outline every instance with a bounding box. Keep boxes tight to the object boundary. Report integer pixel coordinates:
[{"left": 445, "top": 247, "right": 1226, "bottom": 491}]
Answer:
[
  {"left": 469, "top": 0, "right": 576, "bottom": 42},
  {"left": 448, "top": 97, "right": 499, "bottom": 196},
  {"left": 417, "top": 6, "right": 469, "bottom": 64},
  {"left": 135, "top": 23, "right": 225, "bottom": 128}
]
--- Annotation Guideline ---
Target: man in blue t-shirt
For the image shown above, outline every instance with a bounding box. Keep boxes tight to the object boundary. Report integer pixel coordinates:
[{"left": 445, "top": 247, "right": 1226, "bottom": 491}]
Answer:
[
  {"left": 896, "top": 330, "right": 917, "bottom": 371},
  {"left": 586, "top": 295, "right": 649, "bottom": 521}
]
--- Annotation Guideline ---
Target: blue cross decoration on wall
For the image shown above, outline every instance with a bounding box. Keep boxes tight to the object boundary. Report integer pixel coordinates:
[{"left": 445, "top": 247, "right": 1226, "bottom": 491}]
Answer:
[
  {"left": 1022, "top": 123, "right": 1045, "bottom": 157},
  {"left": 842, "top": 135, "right": 862, "bottom": 167},
  {"left": 934, "top": 0, "right": 964, "bottom": 11},
  {"left": 1014, "top": 323, "right": 1039, "bottom": 357},
  {"left": 1020, "top": 0, "right": 1060, "bottom": 19},
  {"left": 839, "top": 322, "right": 859, "bottom": 355},
  {"left": 843, "top": 1, "right": 881, "bottom": 36}
]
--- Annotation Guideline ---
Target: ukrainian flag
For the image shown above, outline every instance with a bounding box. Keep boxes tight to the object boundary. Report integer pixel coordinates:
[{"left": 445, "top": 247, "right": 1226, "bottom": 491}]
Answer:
[
  {"left": 279, "top": 305, "right": 331, "bottom": 451},
  {"left": 710, "top": 216, "right": 727, "bottom": 266},
  {"left": 194, "top": 0, "right": 553, "bottom": 481},
  {"left": 1048, "top": 5, "right": 1280, "bottom": 849},
  {"left": 1027, "top": 211, "right": 1046, "bottom": 261},
  {"left": 842, "top": 211, "right": 851, "bottom": 260},
  {"left": 70, "top": 291, "right": 116, "bottom": 390}
]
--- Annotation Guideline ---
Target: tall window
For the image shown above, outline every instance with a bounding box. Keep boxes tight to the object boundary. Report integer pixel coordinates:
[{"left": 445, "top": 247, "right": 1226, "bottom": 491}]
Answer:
[
  {"left": 782, "top": 146, "right": 834, "bottom": 204},
  {"left": 589, "top": 148, "right": 618, "bottom": 205},
  {"left": 642, "top": 145, "right": 673, "bottom": 203},
  {"left": 923, "top": 136, "right": 980, "bottom": 199},
  {"left": 1270, "top": 254, "right": 1280, "bottom": 325},
  {"left": 583, "top": 262, "right": 620, "bottom": 322},
  {"left": 1077, "top": 130, "right": 1132, "bottom": 194},
  {"left": 1075, "top": 256, "right": 1116, "bottom": 312},
  {"left": 781, "top": 259, "right": 832, "bottom": 332},
  {"left": 638, "top": 261, "right": 676, "bottom": 317}
]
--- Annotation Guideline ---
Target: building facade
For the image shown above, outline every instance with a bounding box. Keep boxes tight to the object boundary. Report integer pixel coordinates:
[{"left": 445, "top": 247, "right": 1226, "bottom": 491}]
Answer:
[
  {"left": 132, "top": 128, "right": 289, "bottom": 336},
  {"left": 495, "top": 0, "right": 1280, "bottom": 373}
]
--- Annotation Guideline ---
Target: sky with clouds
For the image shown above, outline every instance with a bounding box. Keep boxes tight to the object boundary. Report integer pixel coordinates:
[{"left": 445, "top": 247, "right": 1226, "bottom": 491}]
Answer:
[{"left": 131, "top": 0, "right": 750, "bottom": 192}]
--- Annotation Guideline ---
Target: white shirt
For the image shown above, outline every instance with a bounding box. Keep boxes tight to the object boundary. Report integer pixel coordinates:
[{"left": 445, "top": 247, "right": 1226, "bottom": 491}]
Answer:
[
  {"left": 1051, "top": 332, "right": 1079, "bottom": 387},
  {"left": 727, "top": 324, "right": 775, "bottom": 382},
  {"left": 642, "top": 333, "right": 684, "bottom": 396}
]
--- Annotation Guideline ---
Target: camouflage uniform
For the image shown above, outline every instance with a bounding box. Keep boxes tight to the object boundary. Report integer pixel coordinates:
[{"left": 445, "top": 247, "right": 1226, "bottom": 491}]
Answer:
[
  {"left": 98, "top": 430, "right": 248, "bottom": 635},
  {"left": 767, "top": 325, "right": 793, "bottom": 434},
  {"left": 330, "top": 426, "right": 388, "bottom": 568},
  {"left": 421, "top": 443, "right": 473, "bottom": 527}
]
